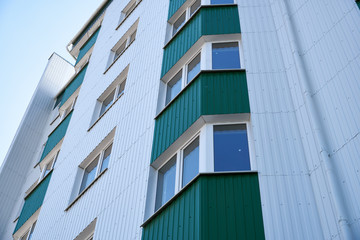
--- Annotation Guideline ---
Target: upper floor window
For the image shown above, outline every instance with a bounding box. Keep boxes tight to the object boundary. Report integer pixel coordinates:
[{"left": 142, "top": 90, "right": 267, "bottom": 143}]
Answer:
[
  {"left": 107, "top": 19, "right": 139, "bottom": 71},
  {"left": 118, "top": 0, "right": 141, "bottom": 26},
  {"left": 79, "top": 142, "right": 113, "bottom": 194},
  {"left": 53, "top": 91, "right": 64, "bottom": 110},
  {"left": 212, "top": 42, "right": 240, "bottom": 69},
  {"left": 152, "top": 122, "right": 251, "bottom": 212},
  {"left": 165, "top": 52, "right": 201, "bottom": 105},
  {"left": 171, "top": 0, "right": 201, "bottom": 37},
  {"left": 19, "top": 221, "right": 36, "bottom": 240},
  {"left": 40, "top": 151, "right": 59, "bottom": 180}
]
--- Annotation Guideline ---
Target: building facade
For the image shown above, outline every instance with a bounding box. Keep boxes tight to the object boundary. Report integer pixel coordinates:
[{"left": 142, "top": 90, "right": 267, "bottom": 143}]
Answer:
[{"left": 1, "top": 0, "right": 360, "bottom": 239}]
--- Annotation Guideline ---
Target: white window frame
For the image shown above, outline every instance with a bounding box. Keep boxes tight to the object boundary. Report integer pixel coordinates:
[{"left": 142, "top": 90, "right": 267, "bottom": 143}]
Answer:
[
  {"left": 165, "top": 50, "right": 202, "bottom": 106},
  {"left": 153, "top": 120, "right": 254, "bottom": 213},
  {"left": 19, "top": 221, "right": 36, "bottom": 240},
  {"left": 39, "top": 151, "right": 59, "bottom": 181},
  {"left": 155, "top": 133, "right": 200, "bottom": 211},
  {"left": 60, "top": 96, "right": 77, "bottom": 120},
  {"left": 99, "top": 78, "right": 126, "bottom": 118},
  {"left": 209, "top": 40, "right": 244, "bottom": 70},
  {"left": 79, "top": 141, "right": 113, "bottom": 195},
  {"left": 118, "top": 0, "right": 141, "bottom": 26}
]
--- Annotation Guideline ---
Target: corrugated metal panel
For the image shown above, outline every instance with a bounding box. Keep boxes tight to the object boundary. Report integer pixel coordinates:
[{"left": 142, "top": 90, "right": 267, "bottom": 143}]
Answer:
[
  {"left": 142, "top": 172, "right": 265, "bottom": 240},
  {"left": 75, "top": 28, "right": 100, "bottom": 65},
  {"left": 72, "top": 0, "right": 112, "bottom": 47},
  {"left": 151, "top": 70, "right": 249, "bottom": 163},
  {"left": 13, "top": 172, "right": 53, "bottom": 234},
  {"left": 167, "top": 0, "right": 187, "bottom": 20},
  {"left": 60, "top": 64, "right": 88, "bottom": 107},
  {"left": 161, "top": 5, "right": 241, "bottom": 78},
  {"left": 39, "top": 112, "right": 73, "bottom": 163}
]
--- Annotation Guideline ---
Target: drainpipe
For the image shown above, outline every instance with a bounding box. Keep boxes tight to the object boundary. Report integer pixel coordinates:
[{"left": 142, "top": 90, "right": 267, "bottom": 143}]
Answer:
[{"left": 279, "top": 0, "right": 353, "bottom": 239}]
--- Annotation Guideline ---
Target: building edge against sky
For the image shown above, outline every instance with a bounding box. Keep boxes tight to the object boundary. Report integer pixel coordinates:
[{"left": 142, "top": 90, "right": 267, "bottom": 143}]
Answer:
[{"left": 1, "top": 0, "right": 360, "bottom": 239}]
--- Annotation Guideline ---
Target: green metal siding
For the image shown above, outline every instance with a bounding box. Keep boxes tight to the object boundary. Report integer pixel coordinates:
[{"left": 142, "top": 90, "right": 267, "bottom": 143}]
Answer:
[
  {"left": 142, "top": 173, "right": 265, "bottom": 240},
  {"left": 13, "top": 172, "right": 53, "bottom": 234},
  {"left": 72, "top": 0, "right": 111, "bottom": 46},
  {"left": 168, "top": 0, "right": 187, "bottom": 20},
  {"left": 151, "top": 70, "right": 249, "bottom": 163},
  {"left": 75, "top": 28, "right": 100, "bottom": 65},
  {"left": 60, "top": 64, "right": 88, "bottom": 107},
  {"left": 357, "top": 1, "right": 360, "bottom": 8},
  {"left": 39, "top": 111, "right": 73, "bottom": 163},
  {"left": 161, "top": 5, "right": 241, "bottom": 78}
]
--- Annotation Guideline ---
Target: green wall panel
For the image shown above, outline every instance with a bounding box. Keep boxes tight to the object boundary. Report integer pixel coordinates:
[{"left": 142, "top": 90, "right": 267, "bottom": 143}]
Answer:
[
  {"left": 39, "top": 112, "right": 73, "bottom": 163},
  {"left": 72, "top": 0, "right": 111, "bottom": 47},
  {"left": 161, "top": 5, "right": 240, "bottom": 78},
  {"left": 357, "top": 1, "right": 360, "bottom": 9},
  {"left": 14, "top": 172, "right": 53, "bottom": 234},
  {"left": 151, "top": 70, "right": 249, "bottom": 163},
  {"left": 142, "top": 173, "right": 265, "bottom": 240},
  {"left": 60, "top": 64, "right": 88, "bottom": 107},
  {"left": 76, "top": 28, "right": 100, "bottom": 65},
  {"left": 168, "top": 0, "right": 187, "bottom": 20}
]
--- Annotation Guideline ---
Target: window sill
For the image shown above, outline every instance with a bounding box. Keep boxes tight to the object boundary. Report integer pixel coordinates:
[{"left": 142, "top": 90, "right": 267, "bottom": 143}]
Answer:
[
  {"left": 103, "top": 41, "right": 134, "bottom": 75},
  {"left": 88, "top": 93, "right": 124, "bottom": 132},
  {"left": 155, "top": 69, "right": 245, "bottom": 119},
  {"left": 65, "top": 168, "right": 108, "bottom": 211},
  {"left": 141, "top": 170, "right": 258, "bottom": 227},
  {"left": 115, "top": 0, "right": 142, "bottom": 30}
]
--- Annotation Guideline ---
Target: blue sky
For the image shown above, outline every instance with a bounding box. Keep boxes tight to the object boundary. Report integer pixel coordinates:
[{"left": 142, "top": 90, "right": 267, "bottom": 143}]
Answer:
[{"left": 0, "top": 0, "right": 104, "bottom": 167}]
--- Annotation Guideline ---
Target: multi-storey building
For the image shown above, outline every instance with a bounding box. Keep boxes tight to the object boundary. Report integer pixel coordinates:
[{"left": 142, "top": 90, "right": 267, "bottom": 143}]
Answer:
[{"left": 1, "top": 0, "right": 360, "bottom": 239}]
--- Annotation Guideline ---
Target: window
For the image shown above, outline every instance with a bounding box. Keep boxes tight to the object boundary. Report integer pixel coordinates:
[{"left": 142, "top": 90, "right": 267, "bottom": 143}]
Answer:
[
  {"left": 118, "top": 0, "right": 141, "bottom": 25},
  {"left": 165, "top": 71, "right": 182, "bottom": 105},
  {"left": 213, "top": 124, "right": 250, "bottom": 171},
  {"left": 212, "top": 42, "right": 241, "bottom": 69},
  {"left": 109, "top": 19, "right": 139, "bottom": 69},
  {"left": 170, "top": 0, "right": 201, "bottom": 37},
  {"left": 172, "top": 12, "right": 186, "bottom": 36},
  {"left": 99, "top": 79, "right": 126, "bottom": 117},
  {"left": 182, "top": 137, "right": 199, "bottom": 187},
  {"left": 211, "top": 0, "right": 234, "bottom": 4},
  {"left": 20, "top": 221, "right": 36, "bottom": 240},
  {"left": 74, "top": 218, "right": 97, "bottom": 240},
  {"left": 165, "top": 52, "right": 201, "bottom": 105},
  {"left": 154, "top": 136, "right": 199, "bottom": 210},
  {"left": 53, "top": 91, "right": 64, "bottom": 109},
  {"left": 155, "top": 155, "right": 176, "bottom": 211},
  {"left": 79, "top": 142, "right": 112, "bottom": 194},
  {"left": 40, "top": 151, "right": 59, "bottom": 181}
]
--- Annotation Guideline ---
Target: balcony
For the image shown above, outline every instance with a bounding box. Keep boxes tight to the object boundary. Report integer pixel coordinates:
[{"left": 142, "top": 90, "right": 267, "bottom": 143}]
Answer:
[
  {"left": 151, "top": 70, "right": 250, "bottom": 164},
  {"left": 142, "top": 172, "right": 265, "bottom": 240}
]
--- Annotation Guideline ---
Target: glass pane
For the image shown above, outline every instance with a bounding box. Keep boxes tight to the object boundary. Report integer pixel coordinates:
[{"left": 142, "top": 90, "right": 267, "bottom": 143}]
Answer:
[
  {"left": 125, "top": 2, "right": 136, "bottom": 17},
  {"left": 214, "top": 124, "right": 250, "bottom": 172},
  {"left": 165, "top": 70, "right": 182, "bottom": 105},
  {"left": 100, "top": 143, "right": 112, "bottom": 172},
  {"left": 79, "top": 156, "right": 99, "bottom": 193},
  {"left": 182, "top": 137, "right": 199, "bottom": 187},
  {"left": 211, "top": 0, "right": 234, "bottom": 4},
  {"left": 187, "top": 53, "right": 201, "bottom": 83},
  {"left": 100, "top": 89, "right": 116, "bottom": 116},
  {"left": 43, "top": 160, "right": 53, "bottom": 177},
  {"left": 130, "top": 30, "right": 137, "bottom": 44},
  {"left": 117, "top": 80, "right": 126, "bottom": 98},
  {"left": 114, "top": 41, "right": 127, "bottom": 59},
  {"left": 155, "top": 155, "right": 176, "bottom": 211},
  {"left": 212, "top": 42, "right": 240, "bottom": 69},
  {"left": 173, "top": 12, "right": 186, "bottom": 36},
  {"left": 28, "top": 221, "right": 37, "bottom": 240},
  {"left": 190, "top": 0, "right": 201, "bottom": 16}
]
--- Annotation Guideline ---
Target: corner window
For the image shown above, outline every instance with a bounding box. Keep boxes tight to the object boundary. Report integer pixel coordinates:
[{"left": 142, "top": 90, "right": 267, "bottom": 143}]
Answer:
[
  {"left": 182, "top": 137, "right": 199, "bottom": 187},
  {"left": 154, "top": 136, "right": 200, "bottom": 210},
  {"left": 165, "top": 52, "right": 201, "bottom": 105},
  {"left": 211, "top": 0, "right": 234, "bottom": 4},
  {"left": 213, "top": 124, "right": 250, "bottom": 171},
  {"left": 79, "top": 142, "right": 113, "bottom": 194},
  {"left": 170, "top": 0, "right": 201, "bottom": 38},
  {"left": 20, "top": 221, "right": 36, "bottom": 240},
  {"left": 212, "top": 42, "right": 240, "bottom": 69},
  {"left": 155, "top": 155, "right": 176, "bottom": 211},
  {"left": 40, "top": 151, "right": 59, "bottom": 181}
]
